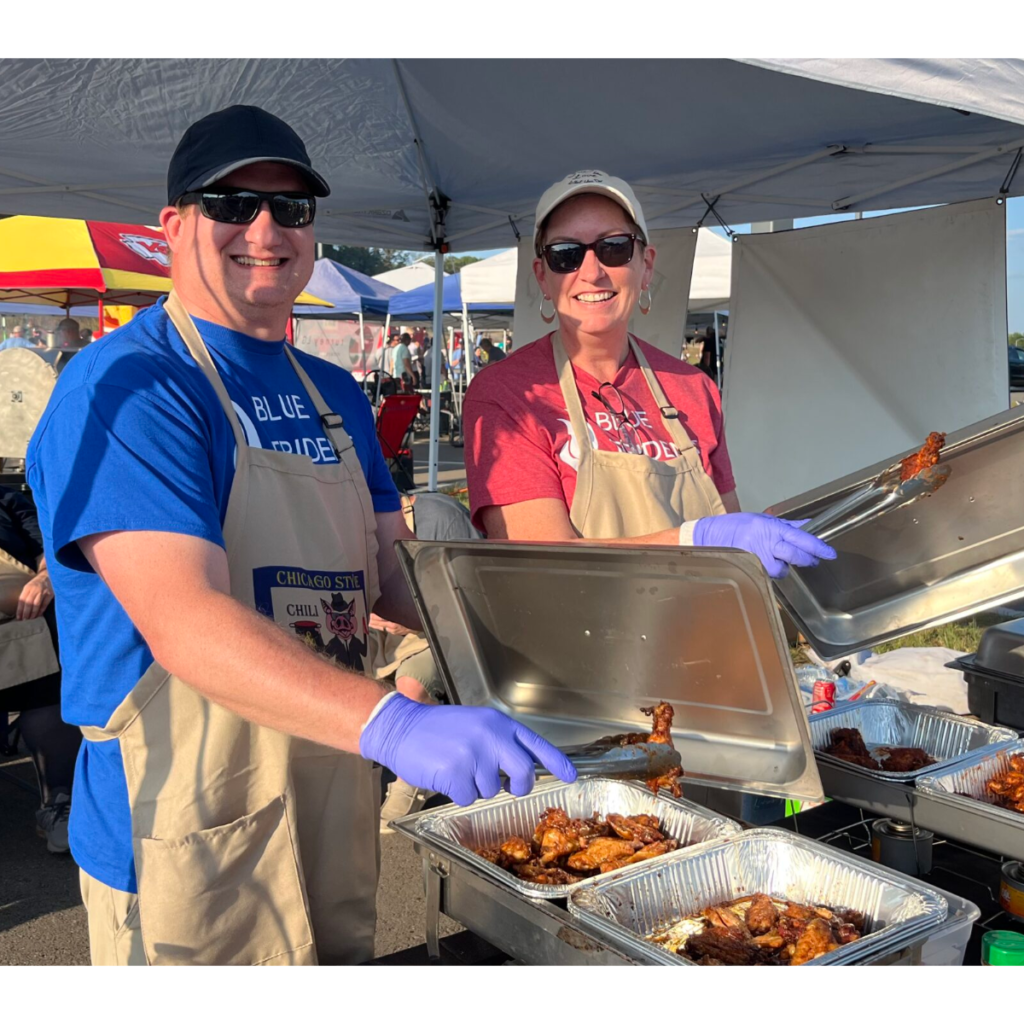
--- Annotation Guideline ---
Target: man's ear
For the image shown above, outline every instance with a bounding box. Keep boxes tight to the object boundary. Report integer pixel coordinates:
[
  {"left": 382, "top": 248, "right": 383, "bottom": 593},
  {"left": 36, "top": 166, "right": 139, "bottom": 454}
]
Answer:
[{"left": 160, "top": 204, "right": 187, "bottom": 253}]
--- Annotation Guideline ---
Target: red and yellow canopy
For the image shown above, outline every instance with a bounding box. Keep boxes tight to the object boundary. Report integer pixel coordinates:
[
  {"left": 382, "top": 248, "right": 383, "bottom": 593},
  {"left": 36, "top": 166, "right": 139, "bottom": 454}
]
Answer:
[{"left": 0, "top": 215, "right": 329, "bottom": 309}]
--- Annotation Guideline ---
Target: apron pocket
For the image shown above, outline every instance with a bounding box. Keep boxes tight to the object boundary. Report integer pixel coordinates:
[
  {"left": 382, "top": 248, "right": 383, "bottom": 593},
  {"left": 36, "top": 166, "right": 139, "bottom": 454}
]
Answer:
[
  {"left": 0, "top": 616, "right": 59, "bottom": 691},
  {"left": 135, "top": 793, "right": 315, "bottom": 966}
]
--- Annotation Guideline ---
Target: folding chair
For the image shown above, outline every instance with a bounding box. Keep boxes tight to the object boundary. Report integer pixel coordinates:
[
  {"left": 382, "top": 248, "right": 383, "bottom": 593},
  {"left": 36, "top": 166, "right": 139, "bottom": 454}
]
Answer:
[{"left": 375, "top": 394, "right": 422, "bottom": 492}]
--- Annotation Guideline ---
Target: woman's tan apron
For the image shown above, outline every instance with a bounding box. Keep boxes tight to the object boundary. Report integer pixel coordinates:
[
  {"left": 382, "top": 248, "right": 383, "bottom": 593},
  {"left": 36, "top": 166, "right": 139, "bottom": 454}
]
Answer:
[
  {"left": 79, "top": 293, "right": 382, "bottom": 966},
  {"left": 0, "top": 547, "right": 59, "bottom": 690},
  {"left": 553, "top": 332, "right": 726, "bottom": 538}
]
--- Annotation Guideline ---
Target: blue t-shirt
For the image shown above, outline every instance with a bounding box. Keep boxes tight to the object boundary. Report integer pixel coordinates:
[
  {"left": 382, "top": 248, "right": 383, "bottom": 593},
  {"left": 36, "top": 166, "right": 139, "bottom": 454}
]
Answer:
[{"left": 26, "top": 297, "right": 400, "bottom": 893}]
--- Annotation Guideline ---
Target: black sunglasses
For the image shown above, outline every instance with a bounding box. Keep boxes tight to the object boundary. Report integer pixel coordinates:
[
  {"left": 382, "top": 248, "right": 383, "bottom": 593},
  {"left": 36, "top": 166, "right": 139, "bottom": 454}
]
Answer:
[
  {"left": 539, "top": 233, "right": 642, "bottom": 274},
  {"left": 179, "top": 188, "right": 316, "bottom": 228}
]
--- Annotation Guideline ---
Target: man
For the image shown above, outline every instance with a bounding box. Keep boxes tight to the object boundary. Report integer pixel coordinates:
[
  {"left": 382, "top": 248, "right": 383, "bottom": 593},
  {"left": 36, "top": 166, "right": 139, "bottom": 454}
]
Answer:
[
  {"left": 0, "top": 324, "right": 34, "bottom": 350},
  {"left": 54, "top": 317, "right": 80, "bottom": 349},
  {"left": 476, "top": 335, "right": 506, "bottom": 368},
  {"left": 391, "top": 332, "right": 414, "bottom": 387},
  {"left": 79, "top": 328, "right": 94, "bottom": 345},
  {"left": 27, "top": 105, "right": 573, "bottom": 967}
]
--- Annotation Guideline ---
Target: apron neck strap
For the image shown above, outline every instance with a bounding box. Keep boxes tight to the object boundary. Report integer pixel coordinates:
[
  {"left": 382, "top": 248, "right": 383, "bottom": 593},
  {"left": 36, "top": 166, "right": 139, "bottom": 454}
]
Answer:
[
  {"left": 553, "top": 330, "right": 696, "bottom": 455},
  {"left": 282, "top": 347, "right": 354, "bottom": 457},
  {"left": 165, "top": 292, "right": 248, "bottom": 455}
]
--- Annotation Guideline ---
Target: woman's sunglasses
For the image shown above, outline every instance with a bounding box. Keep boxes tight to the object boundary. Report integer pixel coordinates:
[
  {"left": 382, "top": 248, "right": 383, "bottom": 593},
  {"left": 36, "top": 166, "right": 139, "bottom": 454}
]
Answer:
[
  {"left": 539, "top": 233, "right": 641, "bottom": 275},
  {"left": 592, "top": 382, "right": 644, "bottom": 455},
  {"left": 179, "top": 188, "right": 316, "bottom": 228}
]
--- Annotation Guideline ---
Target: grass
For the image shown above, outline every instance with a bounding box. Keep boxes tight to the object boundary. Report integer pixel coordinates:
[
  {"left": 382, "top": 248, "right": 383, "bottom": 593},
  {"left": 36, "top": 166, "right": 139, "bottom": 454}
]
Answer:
[{"left": 789, "top": 611, "right": 1008, "bottom": 667}]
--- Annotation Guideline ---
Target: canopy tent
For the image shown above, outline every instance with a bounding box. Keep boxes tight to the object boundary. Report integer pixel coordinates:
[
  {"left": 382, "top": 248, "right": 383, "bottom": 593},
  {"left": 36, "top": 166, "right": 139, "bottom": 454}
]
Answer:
[
  {"left": 688, "top": 229, "right": 733, "bottom": 314},
  {"left": 291, "top": 259, "right": 400, "bottom": 320},
  {"left": 0, "top": 216, "right": 171, "bottom": 308},
  {"left": 460, "top": 248, "right": 517, "bottom": 305},
  {"left": 373, "top": 261, "right": 446, "bottom": 292},
  {"left": 4, "top": 58, "right": 1023, "bottom": 487},
  {"left": 387, "top": 272, "right": 512, "bottom": 320}
]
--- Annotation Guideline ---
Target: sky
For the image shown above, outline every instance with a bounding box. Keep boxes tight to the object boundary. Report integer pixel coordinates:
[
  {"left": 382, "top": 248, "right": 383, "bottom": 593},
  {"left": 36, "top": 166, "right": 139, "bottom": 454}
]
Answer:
[{"left": 466, "top": 197, "right": 1024, "bottom": 335}]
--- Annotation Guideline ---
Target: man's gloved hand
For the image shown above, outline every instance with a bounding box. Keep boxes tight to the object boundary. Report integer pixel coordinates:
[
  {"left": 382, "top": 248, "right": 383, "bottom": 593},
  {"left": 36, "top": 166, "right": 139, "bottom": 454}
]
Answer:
[
  {"left": 692, "top": 513, "right": 836, "bottom": 579},
  {"left": 360, "top": 694, "right": 577, "bottom": 806}
]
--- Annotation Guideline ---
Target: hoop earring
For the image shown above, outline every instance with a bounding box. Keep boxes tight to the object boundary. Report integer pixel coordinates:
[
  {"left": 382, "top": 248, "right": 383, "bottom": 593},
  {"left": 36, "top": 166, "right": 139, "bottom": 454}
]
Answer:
[
  {"left": 638, "top": 287, "right": 653, "bottom": 316},
  {"left": 539, "top": 295, "right": 556, "bottom": 324}
]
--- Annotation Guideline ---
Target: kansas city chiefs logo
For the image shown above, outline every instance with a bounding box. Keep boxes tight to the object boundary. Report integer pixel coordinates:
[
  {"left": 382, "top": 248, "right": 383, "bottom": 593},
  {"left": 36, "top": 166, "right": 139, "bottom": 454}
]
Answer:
[{"left": 119, "top": 233, "right": 170, "bottom": 267}]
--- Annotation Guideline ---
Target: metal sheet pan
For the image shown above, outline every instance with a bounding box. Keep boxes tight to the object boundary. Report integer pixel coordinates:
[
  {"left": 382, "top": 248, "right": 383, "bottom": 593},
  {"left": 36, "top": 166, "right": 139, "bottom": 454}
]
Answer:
[
  {"left": 396, "top": 540, "right": 823, "bottom": 801},
  {"left": 390, "top": 778, "right": 741, "bottom": 900},
  {"left": 809, "top": 700, "right": 1015, "bottom": 781},
  {"left": 768, "top": 406, "right": 1024, "bottom": 658},
  {"left": 568, "top": 828, "right": 948, "bottom": 966}
]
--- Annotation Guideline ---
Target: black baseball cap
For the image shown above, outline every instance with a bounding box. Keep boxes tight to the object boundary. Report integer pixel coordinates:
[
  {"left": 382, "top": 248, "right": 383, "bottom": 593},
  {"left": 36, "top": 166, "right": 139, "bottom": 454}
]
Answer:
[{"left": 167, "top": 105, "right": 330, "bottom": 205}]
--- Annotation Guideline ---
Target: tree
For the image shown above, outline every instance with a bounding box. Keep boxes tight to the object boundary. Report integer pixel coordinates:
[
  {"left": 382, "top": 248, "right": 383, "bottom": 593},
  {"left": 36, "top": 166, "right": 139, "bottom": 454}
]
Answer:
[
  {"left": 1010, "top": 332, "right": 1024, "bottom": 348},
  {"left": 422, "top": 254, "right": 482, "bottom": 275},
  {"left": 316, "top": 245, "right": 414, "bottom": 277}
]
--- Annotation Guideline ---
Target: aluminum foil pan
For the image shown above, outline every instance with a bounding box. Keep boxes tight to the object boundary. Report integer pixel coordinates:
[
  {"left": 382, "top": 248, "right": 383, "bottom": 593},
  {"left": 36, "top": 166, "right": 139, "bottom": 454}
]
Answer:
[
  {"left": 918, "top": 740, "right": 1024, "bottom": 826},
  {"left": 569, "top": 828, "right": 948, "bottom": 966},
  {"left": 809, "top": 699, "right": 1015, "bottom": 782},
  {"left": 395, "top": 778, "right": 741, "bottom": 900}
]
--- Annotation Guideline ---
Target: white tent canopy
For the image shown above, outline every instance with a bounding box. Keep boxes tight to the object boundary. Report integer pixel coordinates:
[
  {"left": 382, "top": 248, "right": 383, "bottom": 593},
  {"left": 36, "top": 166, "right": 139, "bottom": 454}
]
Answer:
[
  {"left": 459, "top": 248, "right": 517, "bottom": 305},
  {"left": 688, "top": 229, "right": 733, "bottom": 314},
  {"left": 2, "top": 59, "right": 1024, "bottom": 252},
  {"left": 373, "top": 260, "right": 445, "bottom": 291}
]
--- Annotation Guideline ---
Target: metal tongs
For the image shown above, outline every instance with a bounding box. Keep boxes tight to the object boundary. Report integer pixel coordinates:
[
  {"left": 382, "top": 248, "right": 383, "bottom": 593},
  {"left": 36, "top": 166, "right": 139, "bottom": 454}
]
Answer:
[
  {"left": 801, "top": 461, "right": 951, "bottom": 543},
  {"left": 533, "top": 740, "right": 681, "bottom": 782}
]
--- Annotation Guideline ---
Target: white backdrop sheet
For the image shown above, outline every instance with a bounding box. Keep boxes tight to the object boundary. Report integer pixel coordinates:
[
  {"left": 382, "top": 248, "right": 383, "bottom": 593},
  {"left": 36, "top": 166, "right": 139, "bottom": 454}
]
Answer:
[
  {"left": 294, "top": 319, "right": 382, "bottom": 375},
  {"left": 512, "top": 228, "right": 697, "bottom": 357},
  {"left": 724, "top": 199, "right": 1008, "bottom": 513}
]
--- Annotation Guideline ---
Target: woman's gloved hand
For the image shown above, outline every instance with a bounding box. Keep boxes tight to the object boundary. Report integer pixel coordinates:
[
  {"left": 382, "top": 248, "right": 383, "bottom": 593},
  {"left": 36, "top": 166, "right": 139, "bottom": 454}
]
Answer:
[
  {"left": 360, "top": 694, "right": 577, "bottom": 806},
  {"left": 692, "top": 513, "right": 836, "bottom": 579}
]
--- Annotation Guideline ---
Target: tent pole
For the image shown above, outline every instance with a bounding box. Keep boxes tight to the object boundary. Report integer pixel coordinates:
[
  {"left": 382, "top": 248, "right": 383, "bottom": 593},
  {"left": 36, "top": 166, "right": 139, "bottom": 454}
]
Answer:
[
  {"left": 97, "top": 298, "right": 104, "bottom": 338},
  {"left": 376, "top": 314, "right": 391, "bottom": 405},
  {"left": 428, "top": 253, "right": 445, "bottom": 492},
  {"left": 463, "top": 301, "right": 473, "bottom": 385},
  {"left": 358, "top": 310, "right": 365, "bottom": 377},
  {"left": 714, "top": 311, "right": 722, "bottom": 391}
]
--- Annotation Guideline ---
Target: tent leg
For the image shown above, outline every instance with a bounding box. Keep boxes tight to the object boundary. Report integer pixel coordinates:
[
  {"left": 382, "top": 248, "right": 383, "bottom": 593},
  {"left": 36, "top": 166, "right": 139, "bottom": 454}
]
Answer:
[
  {"left": 428, "top": 253, "right": 445, "bottom": 492},
  {"left": 463, "top": 302, "right": 473, "bottom": 385},
  {"left": 97, "top": 298, "right": 104, "bottom": 338},
  {"left": 714, "top": 311, "right": 722, "bottom": 391},
  {"left": 358, "top": 310, "right": 365, "bottom": 377}
]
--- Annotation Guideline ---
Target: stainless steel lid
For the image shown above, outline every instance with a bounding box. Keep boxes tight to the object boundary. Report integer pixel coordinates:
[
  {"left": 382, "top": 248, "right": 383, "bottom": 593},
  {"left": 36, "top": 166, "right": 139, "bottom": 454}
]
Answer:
[
  {"left": 768, "top": 405, "right": 1024, "bottom": 659},
  {"left": 396, "top": 540, "right": 823, "bottom": 802}
]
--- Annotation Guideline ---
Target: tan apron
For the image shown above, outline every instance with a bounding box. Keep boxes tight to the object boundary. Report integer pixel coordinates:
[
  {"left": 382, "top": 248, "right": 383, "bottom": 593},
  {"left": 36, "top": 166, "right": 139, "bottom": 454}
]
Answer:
[
  {"left": 553, "top": 332, "right": 726, "bottom": 538},
  {"left": 0, "top": 548, "right": 59, "bottom": 690},
  {"left": 80, "top": 293, "right": 382, "bottom": 966}
]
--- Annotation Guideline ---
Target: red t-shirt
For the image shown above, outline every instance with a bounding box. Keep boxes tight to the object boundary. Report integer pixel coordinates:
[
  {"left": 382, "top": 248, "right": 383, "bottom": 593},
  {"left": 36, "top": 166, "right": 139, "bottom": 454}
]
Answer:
[{"left": 464, "top": 334, "right": 735, "bottom": 530}]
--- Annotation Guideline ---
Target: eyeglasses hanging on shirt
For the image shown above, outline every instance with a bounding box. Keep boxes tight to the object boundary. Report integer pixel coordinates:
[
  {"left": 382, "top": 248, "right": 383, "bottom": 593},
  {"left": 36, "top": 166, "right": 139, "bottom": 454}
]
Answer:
[{"left": 591, "top": 382, "right": 645, "bottom": 455}]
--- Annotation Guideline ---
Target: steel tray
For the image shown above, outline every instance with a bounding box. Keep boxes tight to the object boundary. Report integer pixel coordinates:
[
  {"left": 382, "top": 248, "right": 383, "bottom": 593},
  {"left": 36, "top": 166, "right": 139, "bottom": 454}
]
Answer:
[
  {"left": 396, "top": 540, "right": 823, "bottom": 801},
  {"left": 809, "top": 700, "right": 1015, "bottom": 782},
  {"left": 569, "top": 828, "right": 948, "bottom": 966},
  {"left": 768, "top": 405, "right": 1024, "bottom": 658},
  {"left": 390, "top": 778, "right": 741, "bottom": 900}
]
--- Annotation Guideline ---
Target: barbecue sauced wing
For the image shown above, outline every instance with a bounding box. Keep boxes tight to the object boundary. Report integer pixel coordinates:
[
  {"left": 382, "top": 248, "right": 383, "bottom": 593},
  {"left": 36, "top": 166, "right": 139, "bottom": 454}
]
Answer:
[
  {"left": 824, "top": 727, "right": 880, "bottom": 769},
  {"left": 606, "top": 812, "right": 664, "bottom": 844},
  {"left": 986, "top": 754, "right": 1024, "bottom": 813},
  {"left": 878, "top": 746, "right": 935, "bottom": 773},
  {"left": 641, "top": 702, "right": 675, "bottom": 744},
  {"left": 789, "top": 917, "right": 840, "bottom": 965},
  {"left": 499, "top": 836, "right": 532, "bottom": 863},
  {"left": 566, "top": 837, "right": 639, "bottom": 872},
  {"left": 899, "top": 431, "right": 946, "bottom": 482},
  {"left": 646, "top": 765, "right": 684, "bottom": 798},
  {"left": 746, "top": 893, "right": 779, "bottom": 935}
]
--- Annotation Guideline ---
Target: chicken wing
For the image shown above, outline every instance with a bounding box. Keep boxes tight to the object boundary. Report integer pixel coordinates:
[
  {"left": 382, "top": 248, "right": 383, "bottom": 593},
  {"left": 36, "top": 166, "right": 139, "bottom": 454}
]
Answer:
[
  {"left": 900, "top": 431, "right": 946, "bottom": 482},
  {"left": 566, "top": 837, "right": 639, "bottom": 872},
  {"left": 789, "top": 917, "right": 840, "bottom": 965},
  {"left": 606, "top": 812, "right": 665, "bottom": 844},
  {"left": 745, "top": 893, "right": 779, "bottom": 936}
]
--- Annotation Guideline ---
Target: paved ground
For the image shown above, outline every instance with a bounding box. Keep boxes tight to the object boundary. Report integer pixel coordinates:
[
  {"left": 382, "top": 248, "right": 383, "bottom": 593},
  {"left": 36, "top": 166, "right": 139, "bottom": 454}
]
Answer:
[
  {"left": 411, "top": 437, "right": 467, "bottom": 490},
  {"left": 0, "top": 750, "right": 459, "bottom": 965}
]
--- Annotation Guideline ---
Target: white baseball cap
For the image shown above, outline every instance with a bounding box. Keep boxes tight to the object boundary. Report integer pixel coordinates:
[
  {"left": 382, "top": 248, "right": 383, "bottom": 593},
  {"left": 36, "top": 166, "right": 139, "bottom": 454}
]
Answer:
[{"left": 533, "top": 170, "right": 648, "bottom": 252}]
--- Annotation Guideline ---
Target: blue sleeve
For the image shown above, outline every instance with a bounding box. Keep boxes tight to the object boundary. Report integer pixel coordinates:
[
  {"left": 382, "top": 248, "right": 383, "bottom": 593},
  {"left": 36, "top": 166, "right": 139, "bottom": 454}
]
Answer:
[
  {"left": 351, "top": 379, "right": 401, "bottom": 514},
  {"left": 30, "top": 382, "right": 225, "bottom": 571}
]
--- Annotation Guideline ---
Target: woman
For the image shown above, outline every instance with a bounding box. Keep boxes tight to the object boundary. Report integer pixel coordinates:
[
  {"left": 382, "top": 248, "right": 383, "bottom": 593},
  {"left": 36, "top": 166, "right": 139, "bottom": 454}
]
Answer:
[
  {"left": 464, "top": 170, "right": 833, "bottom": 578},
  {"left": 0, "top": 484, "right": 82, "bottom": 853}
]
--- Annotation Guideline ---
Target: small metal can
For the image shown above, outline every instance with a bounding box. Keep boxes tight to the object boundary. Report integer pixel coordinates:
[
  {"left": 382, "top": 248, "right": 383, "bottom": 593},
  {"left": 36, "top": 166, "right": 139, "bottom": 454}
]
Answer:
[
  {"left": 810, "top": 679, "right": 836, "bottom": 714},
  {"left": 999, "top": 861, "right": 1024, "bottom": 922},
  {"left": 871, "top": 818, "right": 934, "bottom": 876}
]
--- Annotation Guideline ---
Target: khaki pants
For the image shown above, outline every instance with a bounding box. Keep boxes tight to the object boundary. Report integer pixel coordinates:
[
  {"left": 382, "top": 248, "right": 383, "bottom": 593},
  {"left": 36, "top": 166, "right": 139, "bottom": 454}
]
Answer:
[{"left": 79, "top": 869, "right": 145, "bottom": 966}]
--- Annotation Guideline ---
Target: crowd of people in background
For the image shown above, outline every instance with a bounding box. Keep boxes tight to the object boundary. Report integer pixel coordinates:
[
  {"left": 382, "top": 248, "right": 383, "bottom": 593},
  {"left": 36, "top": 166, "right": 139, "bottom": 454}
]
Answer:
[{"left": 0, "top": 317, "right": 92, "bottom": 352}]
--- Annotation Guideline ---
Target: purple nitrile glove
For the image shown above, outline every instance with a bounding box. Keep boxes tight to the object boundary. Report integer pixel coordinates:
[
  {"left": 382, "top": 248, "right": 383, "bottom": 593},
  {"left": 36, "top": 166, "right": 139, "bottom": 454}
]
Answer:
[
  {"left": 360, "top": 695, "right": 577, "bottom": 806},
  {"left": 692, "top": 513, "right": 837, "bottom": 579}
]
